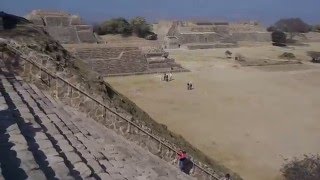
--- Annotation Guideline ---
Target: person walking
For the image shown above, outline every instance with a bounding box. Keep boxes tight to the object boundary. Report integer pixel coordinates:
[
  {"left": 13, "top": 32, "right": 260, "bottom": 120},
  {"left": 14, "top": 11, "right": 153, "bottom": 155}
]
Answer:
[
  {"left": 187, "top": 81, "right": 193, "bottom": 90},
  {"left": 177, "top": 150, "right": 187, "bottom": 172}
]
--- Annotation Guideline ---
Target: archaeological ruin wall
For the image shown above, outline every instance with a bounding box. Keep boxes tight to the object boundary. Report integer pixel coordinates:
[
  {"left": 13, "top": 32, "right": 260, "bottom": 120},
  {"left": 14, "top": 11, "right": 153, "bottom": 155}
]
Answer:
[
  {"left": 26, "top": 10, "right": 97, "bottom": 44},
  {"left": 165, "top": 21, "right": 271, "bottom": 49}
]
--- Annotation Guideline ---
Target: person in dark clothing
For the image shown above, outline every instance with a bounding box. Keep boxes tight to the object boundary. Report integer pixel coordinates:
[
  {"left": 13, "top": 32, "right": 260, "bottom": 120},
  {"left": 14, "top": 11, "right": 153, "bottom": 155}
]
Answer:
[
  {"left": 177, "top": 150, "right": 187, "bottom": 171},
  {"left": 187, "top": 81, "right": 193, "bottom": 90}
]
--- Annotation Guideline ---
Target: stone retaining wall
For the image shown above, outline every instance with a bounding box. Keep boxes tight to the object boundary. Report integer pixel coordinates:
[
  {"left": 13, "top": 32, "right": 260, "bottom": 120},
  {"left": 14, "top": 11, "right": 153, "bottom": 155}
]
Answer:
[
  {"left": 178, "top": 33, "right": 222, "bottom": 44},
  {"left": 230, "top": 32, "right": 271, "bottom": 42},
  {"left": 187, "top": 43, "right": 237, "bottom": 50},
  {"left": 44, "top": 16, "right": 70, "bottom": 26}
]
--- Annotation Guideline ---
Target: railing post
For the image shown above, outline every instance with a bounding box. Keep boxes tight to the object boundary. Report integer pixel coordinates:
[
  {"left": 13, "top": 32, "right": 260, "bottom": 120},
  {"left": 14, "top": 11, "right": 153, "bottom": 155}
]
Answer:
[
  {"left": 158, "top": 141, "right": 162, "bottom": 157},
  {"left": 54, "top": 78, "right": 58, "bottom": 99},
  {"left": 126, "top": 121, "right": 131, "bottom": 133},
  {"left": 48, "top": 75, "right": 51, "bottom": 87},
  {"left": 70, "top": 85, "right": 73, "bottom": 105},
  {"left": 104, "top": 107, "right": 107, "bottom": 120}
]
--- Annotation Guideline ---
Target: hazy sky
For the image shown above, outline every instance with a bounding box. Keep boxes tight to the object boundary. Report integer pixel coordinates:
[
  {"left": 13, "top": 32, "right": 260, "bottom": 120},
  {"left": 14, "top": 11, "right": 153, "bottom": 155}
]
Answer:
[{"left": 1, "top": 0, "right": 319, "bottom": 25}]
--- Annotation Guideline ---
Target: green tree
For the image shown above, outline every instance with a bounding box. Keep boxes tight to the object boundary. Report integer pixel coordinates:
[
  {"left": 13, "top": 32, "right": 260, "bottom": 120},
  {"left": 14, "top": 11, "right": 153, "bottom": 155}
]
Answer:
[
  {"left": 274, "top": 18, "right": 310, "bottom": 39},
  {"left": 267, "top": 26, "right": 277, "bottom": 32},
  {"left": 271, "top": 31, "right": 287, "bottom": 46},
  {"left": 130, "top": 17, "right": 152, "bottom": 38},
  {"left": 99, "top": 18, "right": 132, "bottom": 35}
]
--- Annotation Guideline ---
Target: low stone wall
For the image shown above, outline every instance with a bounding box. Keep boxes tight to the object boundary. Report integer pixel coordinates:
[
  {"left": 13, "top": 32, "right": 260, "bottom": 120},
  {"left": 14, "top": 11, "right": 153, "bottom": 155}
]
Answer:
[
  {"left": 230, "top": 32, "right": 271, "bottom": 42},
  {"left": 75, "top": 25, "right": 92, "bottom": 31},
  {"left": 187, "top": 43, "right": 237, "bottom": 50},
  {"left": 178, "top": 33, "right": 222, "bottom": 44},
  {"left": 44, "top": 16, "right": 70, "bottom": 26},
  {"left": 75, "top": 47, "right": 138, "bottom": 59}
]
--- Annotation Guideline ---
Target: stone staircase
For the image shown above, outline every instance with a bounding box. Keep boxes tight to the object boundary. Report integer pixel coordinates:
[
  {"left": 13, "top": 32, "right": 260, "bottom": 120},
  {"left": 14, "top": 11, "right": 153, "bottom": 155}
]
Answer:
[{"left": 0, "top": 69, "right": 194, "bottom": 180}]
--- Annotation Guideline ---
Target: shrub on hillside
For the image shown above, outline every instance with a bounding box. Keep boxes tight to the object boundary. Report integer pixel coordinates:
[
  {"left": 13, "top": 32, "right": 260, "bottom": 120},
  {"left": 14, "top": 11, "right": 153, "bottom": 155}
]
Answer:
[
  {"left": 225, "top": 50, "right": 232, "bottom": 58},
  {"left": 279, "top": 52, "right": 296, "bottom": 60},
  {"left": 281, "top": 154, "right": 320, "bottom": 180},
  {"left": 94, "top": 17, "right": 157, "bottom": 40},
  {"left": 144, "top": 32, "right": 157, "bottom": 40},
  {"left": 271, "top": 31, "right": 287, "bottom": 46},
  {"left": 307, "top": 51, "right": 320, "bottom": 63},
  {"left": 130, "top": 17, "right": 157, "bottom": 40}
]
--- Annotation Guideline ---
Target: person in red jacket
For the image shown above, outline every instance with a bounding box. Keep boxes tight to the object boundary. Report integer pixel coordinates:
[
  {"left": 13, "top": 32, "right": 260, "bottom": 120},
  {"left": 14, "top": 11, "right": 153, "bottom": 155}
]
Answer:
[{"left": 177, "top": 150, "right": 187, "bottom": 171}]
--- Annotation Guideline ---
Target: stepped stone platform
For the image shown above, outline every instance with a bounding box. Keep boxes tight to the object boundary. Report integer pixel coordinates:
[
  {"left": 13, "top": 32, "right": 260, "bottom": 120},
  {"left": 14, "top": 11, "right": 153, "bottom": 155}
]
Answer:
[
  {"left": 165, "top": 20, "right": 270, "bottom": 49},
  {"left": 0, "top": 68, "right": 194, "bottom": 180},
  {"left": 67, "top": 45, "right": 188, "bottom": 77},
  {"left": 26, "top": 10, "right": 97, "bottom": 44}
]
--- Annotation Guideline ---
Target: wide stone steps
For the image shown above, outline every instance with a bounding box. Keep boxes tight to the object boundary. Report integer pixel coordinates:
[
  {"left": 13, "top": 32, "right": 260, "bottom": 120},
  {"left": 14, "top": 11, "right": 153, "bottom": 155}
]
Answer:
[
  {"left": 0, "top": 70, "right": 194, "bottom": 180},
  {"left": 0, "top": 73, "right": 112, "bottom": 179}
]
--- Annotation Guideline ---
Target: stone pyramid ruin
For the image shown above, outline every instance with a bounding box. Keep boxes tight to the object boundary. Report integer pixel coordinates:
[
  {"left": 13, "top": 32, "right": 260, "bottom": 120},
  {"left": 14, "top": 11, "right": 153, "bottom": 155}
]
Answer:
[{"left": 26, "top": 10, "right": 97, "bottom": 44}]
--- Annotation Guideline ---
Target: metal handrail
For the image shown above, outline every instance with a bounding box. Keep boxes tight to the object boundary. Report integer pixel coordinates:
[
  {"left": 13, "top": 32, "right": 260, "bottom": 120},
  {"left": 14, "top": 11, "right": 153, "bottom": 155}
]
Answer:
[{"left": 6, "top": 43, "right": 221, "bottom": 180}]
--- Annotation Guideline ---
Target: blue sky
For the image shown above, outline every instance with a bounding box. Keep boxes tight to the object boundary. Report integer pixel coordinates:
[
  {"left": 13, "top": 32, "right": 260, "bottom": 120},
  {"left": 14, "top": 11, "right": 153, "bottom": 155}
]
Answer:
[{"left": 1, "top": 0, "right": 319, "bottom": 25}]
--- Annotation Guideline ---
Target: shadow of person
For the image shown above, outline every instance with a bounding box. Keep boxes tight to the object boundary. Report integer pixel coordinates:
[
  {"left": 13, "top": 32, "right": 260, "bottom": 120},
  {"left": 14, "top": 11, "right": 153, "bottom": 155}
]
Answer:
[{"left": 0, "top": 108, "right": 28, "bottom": 179}]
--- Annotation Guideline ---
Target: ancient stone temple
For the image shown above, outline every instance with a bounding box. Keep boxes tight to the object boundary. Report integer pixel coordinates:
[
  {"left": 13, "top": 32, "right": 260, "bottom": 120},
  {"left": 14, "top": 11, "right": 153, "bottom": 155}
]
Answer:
[
  {"left": 165, "top": 20, "right": 271, "bottom": 49},
  {"left": 26, "top": 10, "right": 97, "bottom": 44}
]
